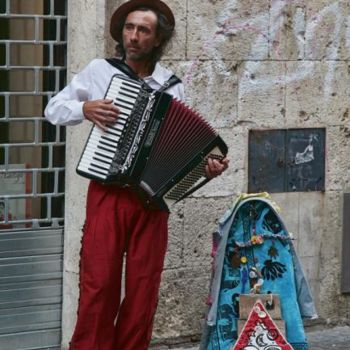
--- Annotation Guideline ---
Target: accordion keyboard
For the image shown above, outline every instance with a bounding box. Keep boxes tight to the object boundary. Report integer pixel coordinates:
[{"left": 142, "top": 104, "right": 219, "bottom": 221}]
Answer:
[{"left": 77, "top": 77, "right": 142, "bottom": 180}]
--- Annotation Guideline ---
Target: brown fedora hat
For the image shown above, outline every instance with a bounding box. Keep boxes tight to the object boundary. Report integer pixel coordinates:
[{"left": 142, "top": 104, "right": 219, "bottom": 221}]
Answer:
[{"left": 110, "top": 0, "right": 175, "bottom": 42}]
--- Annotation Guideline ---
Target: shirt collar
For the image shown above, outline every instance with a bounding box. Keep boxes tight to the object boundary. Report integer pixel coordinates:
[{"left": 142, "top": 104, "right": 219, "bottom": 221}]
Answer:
[{"left": 144, "top": 62, "right": 172, "bottom": 86}]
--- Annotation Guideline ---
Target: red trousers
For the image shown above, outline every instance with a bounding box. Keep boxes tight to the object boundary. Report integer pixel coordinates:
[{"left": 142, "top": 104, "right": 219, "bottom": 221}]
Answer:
[{"left": 69, "top": 181, "right": 169, "bottom": 350}]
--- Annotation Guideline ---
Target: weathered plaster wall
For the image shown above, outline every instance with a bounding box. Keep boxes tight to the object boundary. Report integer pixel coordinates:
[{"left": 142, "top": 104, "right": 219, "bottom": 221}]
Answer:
[
  {"left": 63, "top": 0, "right": 350, "bottom": 348},
  {"left": 62, "top": 0, "right": 107, "bottom": 348}
]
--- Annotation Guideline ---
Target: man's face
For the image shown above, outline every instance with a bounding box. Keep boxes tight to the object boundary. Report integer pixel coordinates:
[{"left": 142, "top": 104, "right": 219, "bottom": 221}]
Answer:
[{"left": 122, "top": 10, "right": 161, "bottom": 62}]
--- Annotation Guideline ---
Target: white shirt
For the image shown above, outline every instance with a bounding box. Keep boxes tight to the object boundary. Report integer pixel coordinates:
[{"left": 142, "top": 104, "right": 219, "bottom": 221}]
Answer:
[{"left": 44, "top": 58, "right": 185, "bottom": 125}]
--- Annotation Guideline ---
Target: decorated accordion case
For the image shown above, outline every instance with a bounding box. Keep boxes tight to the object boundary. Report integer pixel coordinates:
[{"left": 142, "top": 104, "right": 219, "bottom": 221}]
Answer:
[{"left": 76, "top": 74, "right": 228, "bottom": 210}]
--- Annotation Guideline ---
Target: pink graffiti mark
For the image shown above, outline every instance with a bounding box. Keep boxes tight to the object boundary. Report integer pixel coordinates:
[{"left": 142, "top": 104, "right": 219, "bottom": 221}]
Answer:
[{"left": 185, "top": 18, "right": 285, "bottom": 84}]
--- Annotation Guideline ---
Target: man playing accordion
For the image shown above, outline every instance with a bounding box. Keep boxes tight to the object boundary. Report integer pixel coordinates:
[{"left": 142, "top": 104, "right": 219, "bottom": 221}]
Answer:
[{"left": 45, "top": 1, "right": 229, "bottom": 349}]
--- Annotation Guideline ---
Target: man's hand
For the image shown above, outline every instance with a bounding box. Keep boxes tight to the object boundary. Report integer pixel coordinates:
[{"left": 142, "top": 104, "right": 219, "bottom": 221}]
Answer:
[
  {"left": 83, "top": 99, "right": 119, "bottom": 130},
  {"left": 205, "top": 157, "right": 229, "bottom": 179}
]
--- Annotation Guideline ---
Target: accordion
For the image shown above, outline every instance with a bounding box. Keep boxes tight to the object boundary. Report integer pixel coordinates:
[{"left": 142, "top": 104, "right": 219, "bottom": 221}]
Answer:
[{"left": 76, "top": 74, "right": 228, "bottom": 210}]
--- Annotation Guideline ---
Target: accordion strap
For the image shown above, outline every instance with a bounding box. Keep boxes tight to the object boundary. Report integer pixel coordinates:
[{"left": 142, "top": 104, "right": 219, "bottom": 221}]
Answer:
[
  {"left": 158, "top": 74, "right": 182, "bottom": 92},
  {"left": 105, "top": 58, "right": 182, "bottom": 92}
]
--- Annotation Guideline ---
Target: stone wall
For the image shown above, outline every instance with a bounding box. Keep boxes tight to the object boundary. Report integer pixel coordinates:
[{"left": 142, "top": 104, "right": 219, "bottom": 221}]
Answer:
[{"left": 62, "top": 0, "right": 350, "bottom": 348}]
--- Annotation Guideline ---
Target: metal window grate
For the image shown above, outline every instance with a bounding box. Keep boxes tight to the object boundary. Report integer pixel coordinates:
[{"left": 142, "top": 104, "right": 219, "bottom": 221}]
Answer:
[{"left": 0, "top": 0, "right": 67, "bottom": 230}]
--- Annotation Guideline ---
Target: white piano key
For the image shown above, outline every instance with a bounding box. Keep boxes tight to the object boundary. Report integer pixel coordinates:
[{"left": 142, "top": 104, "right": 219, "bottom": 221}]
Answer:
[
  {"left": 85, "top": 148, "right": 115, "bottom": 161},
  {"left": 90, "top": 130, "right": 119, "bottom": 144},
  {"left": 83, "top": 148, "right": 113, "bottom": 162},
  {"left": 81, "top": 152, "right": 113, "bottom": 166},
  {"left": 90, "top": 132, "right": 119, "bottom": 146},
  {"left": 116, "top": 94, "right": 138, "bottom": 105},
  {"left": 114, "top": 104, "right": 133, "bottom": 114},
  {"left": 87, "top": 136, "right": 117, "bottom": 152},
  {"left": 86, "top": 141, "right": 117, "bottom": 156},
  {"left": 108, "top": 124, "right": 124, "bottom": 132},
  {"left": 80, "top": 153, "right": 110, "bottom": 168},
  {"left": 104, "top": 129, "right": 122, "bottom": 138},
  {"left": 92, "top": 127, "right": 121, "bottom": 140},
  {"left": 109, "top": 82, "right": 139, "bottom": 94},
  {"left": 77, "top": 164, "right": 107, "bottom": 179},
  {"left": 79, "top": 157, "right": 110, "bottom": 171},
  {"left": 78, "top": 75, "right": 147, "bottom": 182},
  {"left": 114, "top": 118, "right": 127, "bottom": 126},
  {"left": 106, "top": 91, "right": 120, "bottom": 98},
  {"left": 89, "top": 120, "right": 126, "bottom": 135},
  {"left": 110, "top": 78, "right": 140, "bottom": 87},
  {"left": 109, "top": 85, "right": 139, "bottom": 98},
  {"left": 90, "top": 131, "right": 120, "bottom": 142},
  {"left": 78, "top": 163, "right": 108, "bottom": 177},
  {"left": 99, "top": 136, "right": 120, "bottom": 147},
  {"left": 114, "top": 101, "right": 135, "bottom": 110},
  {"left": 111, "top": 78, "right": 141, "bottom": 90}
]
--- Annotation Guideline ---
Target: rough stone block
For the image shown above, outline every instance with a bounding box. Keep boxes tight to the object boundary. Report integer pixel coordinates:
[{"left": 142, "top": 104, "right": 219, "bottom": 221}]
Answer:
[
  {"left": 68, "top": 0, "right": 106, "bottom": 73},
  {"left": 307, "top": 278, "right": 321, "bottom": 310},
  {"left": 64, "top": 127, "right": 90, "bottom": 273},
  {"left": 299, "top": 256, "right": 320, "bottom": 284},
  {"left": 326, "top": 127, "right": 350, "bottom": 191},
  {"left": 164, "top": 0, "right": 187, "bottom": 59},
  {"left": 187, "top": 0, "right": 269, "bottom": 60},
  {"left": 316, "top": 191, "right": 344, "bottom": 318},
  {"left": 297, "top": 192, "right": 324, "bottom": 258},
  {"left": 178, "top": 60, "right": 239, "bottom": 129},
  {"left": 153, "top": 268, "right": 211, "bottom": 339},
  {"left": 238, "top": 61, "right": 286, "bottom": 127},
  {"left": 61, "top": 271, "right": 79, "bottom": 350},
  {"left": 182, "top": 197, "right": 233, "bottom": 267},
  {"left": 269, "top": 0, "right": 306, "bottom": 60},
  {"left": 305, "top": 0, "right": 350, "bottom": 60},
  {"left": 270, "top": 192, "right": 301, "bottom": 244},
  {"left": 165, "top": 204, "right": 185, "bottom": 270},
  {"left": 285, "top": 61, "right": 350, "bottom": 127}
]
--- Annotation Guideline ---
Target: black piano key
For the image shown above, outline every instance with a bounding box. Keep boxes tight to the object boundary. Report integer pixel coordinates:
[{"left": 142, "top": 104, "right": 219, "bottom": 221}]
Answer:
[
  {"left": 101, "top": 136, "right": 119, "bottom": 145},
  {"left": 98, "top": 144, "right": 116, "bottom": 153},
  {"left": 89, "top": 134, "right": 117, "bottom": 149},
  {"left": 109, "top": 123, "right": 124, "bottom": 129},
  {"left": 115, "top": 107, "right": 131, "bottom": 116},
  {"left": 116, "top": 98, "right": 134, "bottom": 106},
  {"left": 88, "top": 166, "right": 108, "bottom": 176},
  {"left": 110, "top": 83, "right": 138, "bottom": 97},
  {"left": 118, "top": 114, "right": 129, "bottom": 120},
  {"left": 120, "top": 91, "right": 138, "bottom": 100},
  {"left": 95, "top": 151, "right": 113, "bottom": 160},
  {"left": 121, "top": 81, "right": 141, "bottom": 90},
  {"left": 105, "top": 129, "right": 121, "bottom": 137},
  {"left": 90, "top": 162, "right": 109, "bottom": 171},
  {"left": 80, "top": 153, "right": 110, "bottom": 167},
  {"left": 78, "top": 163, "right": 106, "bottom": 178},
  {"left": 92, "top": 156, "right": 111, "bottom": 165},
  {"left": 115, "top": 102, "right": 133, "bottom": 111}
]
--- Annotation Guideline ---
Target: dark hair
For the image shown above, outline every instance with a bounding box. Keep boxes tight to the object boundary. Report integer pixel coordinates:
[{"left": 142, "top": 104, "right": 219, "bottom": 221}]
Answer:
[{"left": 114, "top": 6, "right": 175, "bottom": 63}]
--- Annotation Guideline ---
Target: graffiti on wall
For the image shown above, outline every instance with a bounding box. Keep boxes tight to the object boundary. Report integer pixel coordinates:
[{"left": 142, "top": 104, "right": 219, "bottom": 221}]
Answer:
[{"left": 185, "top": 0, "right": 349, "bottom": 101}]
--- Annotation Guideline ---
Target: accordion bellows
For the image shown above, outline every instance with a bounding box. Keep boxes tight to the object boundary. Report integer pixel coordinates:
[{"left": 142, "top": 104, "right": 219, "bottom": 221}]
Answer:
[{"left": 77, "top": 74, "right": 228, "bottom": 210}]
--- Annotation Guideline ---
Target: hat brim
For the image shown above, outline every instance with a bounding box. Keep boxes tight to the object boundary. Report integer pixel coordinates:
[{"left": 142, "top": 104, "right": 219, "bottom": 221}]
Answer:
[{"left": 110, "top": 0, "right": 175, "bottom": 42}]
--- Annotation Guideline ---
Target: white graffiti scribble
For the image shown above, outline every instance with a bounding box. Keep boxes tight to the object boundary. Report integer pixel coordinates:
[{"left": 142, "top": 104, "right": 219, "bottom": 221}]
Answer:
[{"left": 185, "top": 0, "right": 349, "bottom": 102}]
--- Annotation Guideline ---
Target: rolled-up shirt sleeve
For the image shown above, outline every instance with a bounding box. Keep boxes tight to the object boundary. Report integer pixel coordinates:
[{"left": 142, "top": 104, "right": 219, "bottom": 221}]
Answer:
[
  {"left": 168, "top": 82, "right": 185, "bottom": 102},
  {"left": 44, "top": 62, "right": 93, "bottom": 125}
]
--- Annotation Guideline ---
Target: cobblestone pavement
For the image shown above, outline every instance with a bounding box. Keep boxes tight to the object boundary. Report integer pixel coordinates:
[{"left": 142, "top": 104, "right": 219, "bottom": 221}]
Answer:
[
  {"left": 307, "top": 326, "right": 350, "bottom": 350},
  {"left": 168, "top": 326, "right": 350, "bottom": 350}
]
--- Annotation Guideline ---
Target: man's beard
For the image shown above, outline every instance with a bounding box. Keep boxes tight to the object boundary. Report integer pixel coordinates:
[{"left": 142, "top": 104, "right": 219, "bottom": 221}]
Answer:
[{"left": 124, "top": 45, "right": 155, "bottom": 62}]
